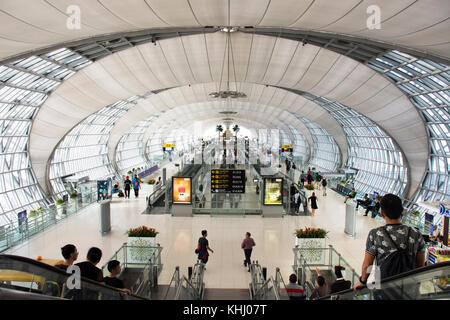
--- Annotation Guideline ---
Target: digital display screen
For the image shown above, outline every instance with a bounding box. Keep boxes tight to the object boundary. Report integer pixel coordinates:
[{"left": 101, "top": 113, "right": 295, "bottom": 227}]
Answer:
[
  {"left": 264, "top": 178, "right": 283, "bottom": 205},
  {"left": 211, "top": 170, "right": 245, "bottom": 193},
  {"left": 172, "top": 177, "right": 192, "bottom": 204}
]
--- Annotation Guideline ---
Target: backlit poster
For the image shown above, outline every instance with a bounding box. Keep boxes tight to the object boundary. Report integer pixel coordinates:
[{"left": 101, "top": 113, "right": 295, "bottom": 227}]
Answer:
[
  {"left": 172, "top": 177, "right": 192, "bottom": 204},
  {"left": 264, "top": 178, "right": 283, "bottom": 205}
]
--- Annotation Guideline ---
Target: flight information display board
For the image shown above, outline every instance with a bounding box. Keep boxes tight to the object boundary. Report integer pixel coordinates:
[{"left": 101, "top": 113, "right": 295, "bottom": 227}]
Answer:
[{"left": 211, "top": 169, "right": 245, "bottom": 193}]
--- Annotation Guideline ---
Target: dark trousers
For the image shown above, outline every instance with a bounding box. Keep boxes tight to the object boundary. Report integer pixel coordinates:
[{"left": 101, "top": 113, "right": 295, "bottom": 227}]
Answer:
[
  {"left": 125, "top": 188, "right": 130, "bottom": 198},
  {"left": 134, "top": 188, "right": 139, "bottom": 197},
  {"left": 244, "top": 249, "right": 252, "bottom": 267},
  {"left": 356, "top": 200, "right": 368, "bottom": 208}
]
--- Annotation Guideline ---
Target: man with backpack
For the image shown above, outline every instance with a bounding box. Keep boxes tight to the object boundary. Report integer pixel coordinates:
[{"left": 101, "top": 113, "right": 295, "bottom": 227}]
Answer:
[
  {"left": 353, "top": 194, "right": 425, "bottom": 292},
  {"left": 132, "top": 175, "right": 142, "bottom": 198}
]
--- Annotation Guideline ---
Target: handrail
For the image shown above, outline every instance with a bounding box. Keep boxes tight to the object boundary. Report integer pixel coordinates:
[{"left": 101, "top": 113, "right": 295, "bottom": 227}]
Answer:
[
  {"left": 131, "top": 245, "right": 163, "bottom": 296},
  {"left": 273, "top": 267, "right": 289, "bottom": 299},
  {"left": 253, "top": 277, "right": 280, "bottom": 300},
  {"left": 0, "top": 287, "right": 67, "bottom": 300},
  {"left": 318, "top": 261, "right": 450, "bottom": 300},
  {"left": 0, "top": 254, "right": 147, "bottom": 300},
  {"left": 164, "top": 266, "right": 181, "bottom": 300},
  {"left": 177, "top": 275, "right": 203, "bottom": 300}
]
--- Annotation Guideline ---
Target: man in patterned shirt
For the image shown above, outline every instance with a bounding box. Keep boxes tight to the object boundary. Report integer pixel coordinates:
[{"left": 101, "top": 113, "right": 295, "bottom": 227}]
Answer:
[{"left": 353, "top": 194, "right": 426, "bottom": 291}]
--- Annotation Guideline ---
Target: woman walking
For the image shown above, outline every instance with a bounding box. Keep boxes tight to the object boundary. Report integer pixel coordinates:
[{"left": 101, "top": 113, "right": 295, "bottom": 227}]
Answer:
[
  {"left": 309, "top": 192, "right": 318, "bottom": 216},
  {"left": 241, "top": 232, "right": 256, "bottom": 272}
]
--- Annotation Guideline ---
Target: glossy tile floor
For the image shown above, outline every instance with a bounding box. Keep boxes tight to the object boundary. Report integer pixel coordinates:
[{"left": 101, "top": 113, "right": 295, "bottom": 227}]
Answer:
[{"left": 6, "top": 165, "right": 384, "bottom": 289}]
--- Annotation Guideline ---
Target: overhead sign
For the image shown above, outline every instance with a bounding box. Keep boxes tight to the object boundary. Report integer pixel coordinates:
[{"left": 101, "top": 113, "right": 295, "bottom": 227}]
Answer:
[
  {"left": 281, "top": 145, "right": 293, "bottom": 149},
  {"left": 211, "top": 169, "right": 245, "bottom": 193},
  {"left": 163, "top": 144, "right": 175, "bottom": 148}
]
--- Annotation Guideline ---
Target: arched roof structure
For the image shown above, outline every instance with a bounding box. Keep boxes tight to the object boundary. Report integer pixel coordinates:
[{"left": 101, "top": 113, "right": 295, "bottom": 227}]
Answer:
[{"left": 0, "top": 0, "right": 448, "bottom": 227}]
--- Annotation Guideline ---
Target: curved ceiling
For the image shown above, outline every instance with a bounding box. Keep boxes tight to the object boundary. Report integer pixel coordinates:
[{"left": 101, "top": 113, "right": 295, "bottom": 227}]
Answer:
[
  {"left": 29, "top": 31, "right": 427, "bottom": 199},
  {"left": 105, "top": 83, "right": 344, "bottom": 170},
  {"left": 1, "top": 0, "right": 449, "bottom": 62}
]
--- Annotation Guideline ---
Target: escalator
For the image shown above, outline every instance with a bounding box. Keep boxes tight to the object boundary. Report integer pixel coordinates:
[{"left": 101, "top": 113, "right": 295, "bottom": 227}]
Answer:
[
  {"left": 319, "top": 261, "right": 450, "bottom": 300},
  {"left": 144, "top": 164, "right": 203, "bottom": 214},
  {"left": 0, "top": 254, "right": 149, "bottom": 300}
]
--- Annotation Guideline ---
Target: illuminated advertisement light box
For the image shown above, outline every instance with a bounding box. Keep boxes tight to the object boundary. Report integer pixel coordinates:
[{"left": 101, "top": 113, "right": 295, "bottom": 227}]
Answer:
[
  {"left": 263, "top": 178, "right": 283, "bottom": 205},
  {"left": 172, "top": 177, "right": 192, "bottom": 204}
]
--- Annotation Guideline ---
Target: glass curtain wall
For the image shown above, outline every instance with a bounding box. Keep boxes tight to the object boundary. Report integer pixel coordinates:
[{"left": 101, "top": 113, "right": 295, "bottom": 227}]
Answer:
[
  {"left": 49, "top": 96, "right": 142, "bottom": 198},
  {"left": 305, "top": 95, "right": 407, "bottom": 197},
  {"left": 0, "top": 48, "right": 91, "bottom": 226},
  {"left": 285, "top": 124, "right": 309, "bottom": 163},
  {"left": 116, "top": 116, "right": 158, "bottom": 175},
  {"left": 294, "top": 115, "right": 340, "bottom": 172},
  {"left": 367, "top": 50, "right": 449, "bottom": 203}
]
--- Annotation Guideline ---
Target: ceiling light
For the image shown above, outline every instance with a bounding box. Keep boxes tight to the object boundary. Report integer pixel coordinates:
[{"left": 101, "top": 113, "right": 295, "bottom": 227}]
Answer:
[
  {"left": 221, "top": 26, "right": 238, "bottom": 33},
  {"left": 209, "top": 91, "right": 247, "bottom": 99}
]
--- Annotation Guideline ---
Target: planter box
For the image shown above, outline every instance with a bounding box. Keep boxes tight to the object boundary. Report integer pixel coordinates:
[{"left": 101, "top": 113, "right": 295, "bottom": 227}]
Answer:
[
  {"left": 127, "top": 236, "right": 157, "bottom": 264},
  {"left": 295, "top": 238, "right": 326, "bottom": 265}
]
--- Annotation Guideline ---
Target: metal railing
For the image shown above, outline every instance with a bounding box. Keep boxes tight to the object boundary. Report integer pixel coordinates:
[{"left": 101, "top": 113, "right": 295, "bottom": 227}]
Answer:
[
  {"left": 146, "top": 183, "right": 166, "bottom": 209},
  {"left": 319, "top": 261, "right": 450, "bottom": 300},
  {"left": 101, "top": 243, "right": 163, "bottom": 299},
  {"left": 272, "top": 267, "right": 290, "bottom": 300},
  {"left": 163, "top": 266, "right": 182, "bottom": 300},
  {"left": 0, "top": 191, "right": 97, "bottom": 253},
  {"left": 293, "top": 245, "right": 360, "bottom": 290},
  {"left": 0, "top": 254, "right": 146, "bottom": 300}
]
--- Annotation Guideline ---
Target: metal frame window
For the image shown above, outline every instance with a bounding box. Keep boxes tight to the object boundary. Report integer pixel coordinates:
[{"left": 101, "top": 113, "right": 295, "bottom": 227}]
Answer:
[
  {"left": 48, "top": 96, "right": 142, "bottom": 198},
  {"left": 0, "top": 49, "right": 91, "bottom": 227},
  {"left": 368, "top": 50, "right": 449, "bottom": 203},
  {"left": 294, "top": 115, "right": 340, "bottom": 172},
  {"left": 309, "top": 96, "right": 407, "bottom": 197},
  {"left": 116, "top": 117, "right": 158, "bottom": 174}
]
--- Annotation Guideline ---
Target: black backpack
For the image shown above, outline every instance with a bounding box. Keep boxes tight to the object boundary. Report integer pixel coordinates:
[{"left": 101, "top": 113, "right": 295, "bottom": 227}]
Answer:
[{"left": 379, "top": 227, "right": 414, "bottom": 280}]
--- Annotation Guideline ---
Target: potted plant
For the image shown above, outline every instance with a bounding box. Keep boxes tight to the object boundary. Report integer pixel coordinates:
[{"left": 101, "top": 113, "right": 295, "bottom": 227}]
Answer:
[
  {"left": 147, "top": 179, "right": 156, "bottom": 185},
  {"left": 126, "top": 226, "right": 159, "bottom": 263},
  {"left": 55, "top": 198, "right": 64, "bottom": 205},
  {"left": 127, "top": 170, "right": 133, "bottom": 175},
  {"left": 305, "top": 184, "right": 315, "bottom": 191},
  {"left": 294, "top": 227, "right": 328, "bottom": 264},
  {"left": 70, "top": 192, "right": 78, "bottom": 199},
  {"left": 28, "top": 209, "right": 38, "bottom": 218}
]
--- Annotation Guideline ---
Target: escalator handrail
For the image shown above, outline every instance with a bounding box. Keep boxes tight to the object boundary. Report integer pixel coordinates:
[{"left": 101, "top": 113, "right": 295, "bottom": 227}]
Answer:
[
  {"left": 318, "top": 261, "right": 450, "bottom": 300},
  {"left": 278, "top": 171, "right": 307, "bottom": 204},
  {"left": 0, "top": 254, "right": 147, "bottom": 300}
]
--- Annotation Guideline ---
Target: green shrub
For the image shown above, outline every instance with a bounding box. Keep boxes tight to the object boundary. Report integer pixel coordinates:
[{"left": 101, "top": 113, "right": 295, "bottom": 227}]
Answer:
[
  {"left": 295, "top": 227, "right": 328, "bottom": 238},
  {"left": 127, "top": 226, "right": 158, "bottom": 237}
]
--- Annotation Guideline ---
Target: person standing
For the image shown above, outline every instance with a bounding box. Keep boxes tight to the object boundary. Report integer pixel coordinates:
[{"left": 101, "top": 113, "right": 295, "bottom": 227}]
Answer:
[
  {"left": 307, "top": 172, "right": 313, "bottom": 186},
  {"left": 300, "top": 171, "right": 306, "bottom": 187},
  {"left": 124, "top": 176, "right": 132, "bottom": 199},
  {"left": 294, "top": 191, "right": 301, "bottom": 214},
  {"left": 241, "top": 232, "right": 256, "bottom": 272},
  {"left": 321, "top": 178, "right": 327, "bottom": 196},
  {"left": 55, "top": 244, "right": 79, "bottom": 271},
  {"left": 309, "top": 192, "right": 318, "bottom": 216},
  {"left": 197, "top": 230, "right": 214, "bottom": 267},
  {"left": 353, "top": 194, "right": 425, "bottom": 292},
  {"left": 315, "top": 173, "right": 322, "bottom": 189},
  {"left": 132, "top": 175, "right": 141, "bottom": 198},
  {"left": 285, "top": 273, "right": 306, "bottom": 300},
  {"left": 103, "top": 260, "right": 131, "bottom": 295}
]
